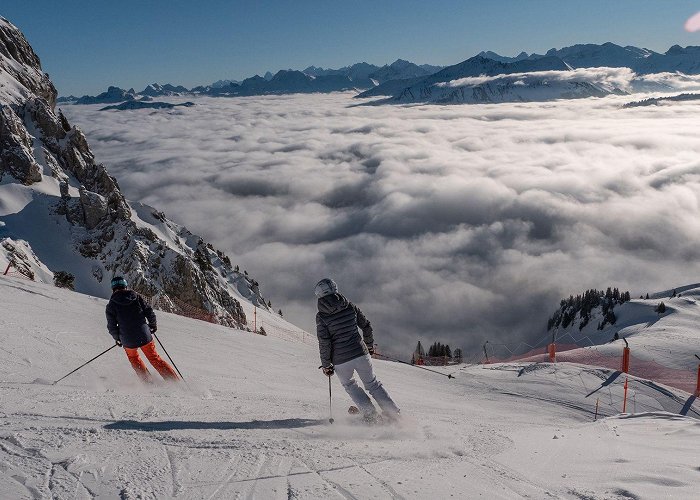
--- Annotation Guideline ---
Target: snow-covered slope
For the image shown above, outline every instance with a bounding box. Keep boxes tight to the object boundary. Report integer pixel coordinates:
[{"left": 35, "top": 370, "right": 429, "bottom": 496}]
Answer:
[
  {"left": 386, "top": 56, "right": 623, "bottom": 104},
  {"left": 1, "top": 277, "right": 698, "bottom": 499},
  {"left": 0, "top": 16, "right": 283, "bottom": 329},
  {"left": 546, "top": 285, "right": 700, "bottom": 371},
  {"left": 405, "top": 71, "right": 616, "bottom": 104}
]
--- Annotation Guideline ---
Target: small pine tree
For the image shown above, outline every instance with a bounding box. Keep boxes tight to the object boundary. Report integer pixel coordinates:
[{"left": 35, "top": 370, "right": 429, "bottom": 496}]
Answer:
[
  {"left": 267, "top": 299, "right": 272, "bottom": 308},
  {"left": 258, "top": 326, "right": 267, "bottom": 336},
  {"left": 234, "top": 265, "right": 239, "bottom": 272},
  {"left": 278, "top": 309, "right": 283, "bottom": 316},
  {"left": 656, "top": 302, "right": 666, "bottom": 314},
  {"left": 53, "top": 271, "right": 75, "bottom": 290},
  {"left": 645, "top": 293, "right": 649, "bottom": 299}
]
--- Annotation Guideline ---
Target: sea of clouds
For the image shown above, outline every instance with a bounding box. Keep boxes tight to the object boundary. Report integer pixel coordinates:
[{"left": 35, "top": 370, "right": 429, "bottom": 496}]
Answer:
[{"left": 63, "top": 89, "right": 700, "bottom": 357}]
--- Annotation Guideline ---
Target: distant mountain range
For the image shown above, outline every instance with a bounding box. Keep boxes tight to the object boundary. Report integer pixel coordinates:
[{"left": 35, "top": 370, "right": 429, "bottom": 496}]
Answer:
[
  {"left": 58, "top": 42, "right": 700, "bottom": 107},
  {"left": 58, "top": 59, "right": 445, "bottom": 104}
]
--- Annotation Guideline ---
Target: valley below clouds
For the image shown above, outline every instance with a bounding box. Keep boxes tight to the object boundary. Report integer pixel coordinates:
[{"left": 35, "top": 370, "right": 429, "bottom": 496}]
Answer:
[{"left": 62, "top": 92, "right": 700, "bottom": 356}]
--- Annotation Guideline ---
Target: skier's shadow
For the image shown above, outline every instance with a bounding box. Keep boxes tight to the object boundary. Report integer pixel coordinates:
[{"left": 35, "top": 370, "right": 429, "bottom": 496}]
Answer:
[{"left": 104, "top": 418, "right": 324, "bottom": 432}]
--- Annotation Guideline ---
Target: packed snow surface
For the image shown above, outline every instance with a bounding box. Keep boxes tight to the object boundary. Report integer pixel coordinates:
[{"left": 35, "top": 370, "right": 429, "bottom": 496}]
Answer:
[{"left": 0, "top": 277, "right": 698, "bottom": 499}]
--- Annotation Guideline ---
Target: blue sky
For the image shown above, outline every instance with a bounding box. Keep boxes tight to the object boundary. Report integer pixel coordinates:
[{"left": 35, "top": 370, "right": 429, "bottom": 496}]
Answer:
[{"left": 3, "top": 0, "right": 700, "bottom": 96}]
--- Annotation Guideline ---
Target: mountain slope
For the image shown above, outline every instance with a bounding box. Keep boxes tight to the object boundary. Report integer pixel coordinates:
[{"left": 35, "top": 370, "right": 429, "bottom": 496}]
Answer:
[
  {"left": 0, "top": 276, "right": 698, "bottom": 499},
  {"left": 0, "top": 16, "right": 279, "bottom": 328}
]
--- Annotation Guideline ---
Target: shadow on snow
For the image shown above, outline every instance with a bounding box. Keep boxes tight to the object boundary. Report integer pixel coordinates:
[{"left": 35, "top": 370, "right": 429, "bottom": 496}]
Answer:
[{"left": 104, "top": 418, "right": 325, "bottom": 431}]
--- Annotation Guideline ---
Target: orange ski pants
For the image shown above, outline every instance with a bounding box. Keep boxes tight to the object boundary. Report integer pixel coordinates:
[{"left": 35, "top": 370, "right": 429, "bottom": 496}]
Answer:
[{"left": 124, "top": 341, "right": 179, "bottom": 382}]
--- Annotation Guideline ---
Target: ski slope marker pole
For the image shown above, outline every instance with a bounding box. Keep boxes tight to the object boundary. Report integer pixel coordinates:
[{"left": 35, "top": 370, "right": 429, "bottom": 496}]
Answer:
[
  {"left": 53, "top": 344, "right": 117, "bottom": 385},
  {"left": 622, "top": 376, "right": 629, "bottom": 413},
  {"left": 374, "top": 353, "right": 455, "bottom": 379},
  {"left": 153, "top": 332, "right": 187, "bottom": 384}
]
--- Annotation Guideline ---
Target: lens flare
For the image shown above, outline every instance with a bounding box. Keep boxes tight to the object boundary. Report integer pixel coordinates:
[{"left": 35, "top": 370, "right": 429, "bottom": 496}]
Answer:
[{"left": 685, "top": 11, "right": 700, "bottom": 32}]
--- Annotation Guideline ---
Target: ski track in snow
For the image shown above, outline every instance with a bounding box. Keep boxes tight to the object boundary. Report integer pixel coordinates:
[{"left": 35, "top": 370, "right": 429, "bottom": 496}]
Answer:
[{"left": 1, "top": 276, "right": 699, "bottom": 499}]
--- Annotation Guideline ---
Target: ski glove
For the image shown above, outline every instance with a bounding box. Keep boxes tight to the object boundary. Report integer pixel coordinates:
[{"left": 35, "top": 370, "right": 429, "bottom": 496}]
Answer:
[
  {"left": 322, "top": 365, "right": 334, "bottom": 376},
  {"left": 149, "top": 324, "right": 157, "bottom": 333}
]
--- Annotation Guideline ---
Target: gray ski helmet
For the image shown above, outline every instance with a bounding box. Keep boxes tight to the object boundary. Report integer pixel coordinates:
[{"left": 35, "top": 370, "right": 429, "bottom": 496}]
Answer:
[
  {"left": 110, "top": 276, "right": 128, "bottom": 290},
  {"left": 314, "top": 278, "right": 338, "bottom": 298}
]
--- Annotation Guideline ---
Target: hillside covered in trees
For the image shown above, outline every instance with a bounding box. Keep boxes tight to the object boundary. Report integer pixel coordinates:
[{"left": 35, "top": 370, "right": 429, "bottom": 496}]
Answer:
[{"left": 547, "top": 287, "right": 631, "bottom": 332}]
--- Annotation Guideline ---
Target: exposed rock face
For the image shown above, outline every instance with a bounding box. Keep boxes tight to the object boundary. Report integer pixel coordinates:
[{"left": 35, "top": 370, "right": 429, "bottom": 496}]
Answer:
[
  {"left": 0, "top": 104, "right": 42, "bottom": 183},
  {"left": 0, "top": 16, "right": 254, "bottom": 328},
  {"left": 0, "top": 19, "right": 56, "bottom": 107},
  {"left": 79, "top": 186, "right": 109, "bottom": 229}
]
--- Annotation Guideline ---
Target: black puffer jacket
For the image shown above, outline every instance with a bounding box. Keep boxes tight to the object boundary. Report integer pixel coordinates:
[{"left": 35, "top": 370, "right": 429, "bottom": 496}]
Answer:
[
  {"left": 316, "top": 293, "right": 373, "bottom": 367},
  {"left": 105, "top": 290, "right": 156, "bottom": 348}
]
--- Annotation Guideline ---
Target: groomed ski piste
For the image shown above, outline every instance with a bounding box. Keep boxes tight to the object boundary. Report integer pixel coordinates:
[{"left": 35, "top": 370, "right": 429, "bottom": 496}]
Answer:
[{"left": 1, "top": 276, "right": 699, "bottom": 499}]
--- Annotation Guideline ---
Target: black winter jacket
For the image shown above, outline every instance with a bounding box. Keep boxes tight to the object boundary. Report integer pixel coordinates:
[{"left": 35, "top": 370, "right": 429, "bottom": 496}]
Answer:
[
  {"left": 316, "top": 293, "right": 373, "bottom": 367},
  {"left": 106, "top": 290, "right": 156, "bottom": 348}
]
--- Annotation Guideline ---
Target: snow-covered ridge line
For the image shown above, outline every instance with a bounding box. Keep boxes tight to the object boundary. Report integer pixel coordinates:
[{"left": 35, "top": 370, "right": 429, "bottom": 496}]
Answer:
[
  {"left": 437, "top": 66, "right": 634, "bottom": 89},
  {"left": 0, "top": 16, "right": 302, "bottom": 335}
]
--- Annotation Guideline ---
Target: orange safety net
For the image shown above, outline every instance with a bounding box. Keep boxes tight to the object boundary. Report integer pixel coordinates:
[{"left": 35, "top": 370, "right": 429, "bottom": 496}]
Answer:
[{"left": 484, "top": 340, "right": 699, "bottom": 396}]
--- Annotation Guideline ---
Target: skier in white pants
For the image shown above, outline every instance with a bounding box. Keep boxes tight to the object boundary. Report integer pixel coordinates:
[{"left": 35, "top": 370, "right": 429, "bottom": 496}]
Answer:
[{"left": 315, "top": 278, "right": 400, "bottom": 420}]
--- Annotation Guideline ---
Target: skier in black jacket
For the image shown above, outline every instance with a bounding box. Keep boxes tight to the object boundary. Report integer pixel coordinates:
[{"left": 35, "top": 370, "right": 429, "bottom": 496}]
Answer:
[
  {"left": 106, "top": 276, "right": 178, "bottom": 382},
  {"left": 315, "top": 278, "right": 400, "bottom": 421}
]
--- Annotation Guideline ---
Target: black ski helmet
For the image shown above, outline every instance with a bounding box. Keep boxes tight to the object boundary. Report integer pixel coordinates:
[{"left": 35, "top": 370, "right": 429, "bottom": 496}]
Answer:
[{"left": 110, "top": 276, "right": 128, "bottom": 290}]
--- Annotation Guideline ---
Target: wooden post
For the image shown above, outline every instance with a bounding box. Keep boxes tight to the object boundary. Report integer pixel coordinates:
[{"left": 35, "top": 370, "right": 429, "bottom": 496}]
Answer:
[
  {"left": 548, "top": 343, "right": 556, "bottom": 363},
  {"left": 253, "top": 307, "right": 257, "bottom": 333},
  {"left": 482, "top": 342, "right": 489, "bottom": 364},
  {"left": 622, "top": 376, "right": 629, "bottom": 413},
  {"left": 3, "top": 262, "right": 11, "bottom": 275}
]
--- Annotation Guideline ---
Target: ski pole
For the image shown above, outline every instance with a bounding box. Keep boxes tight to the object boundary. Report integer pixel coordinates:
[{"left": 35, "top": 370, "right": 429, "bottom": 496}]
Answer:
[
  {"left": 53, "top": 344, "right": 117, "bottom": 385},
  {"left": 319, "top": 366, "right": 335, "bottom": 423},
  {"left": 328, "top": 375, "right": 334, "bottom": 424},
  {"left": 374, "top": 353, "right": 455, "bottom": 379},
  {"left": 153, "top": 332, "right": 187, "bottom": 383}
]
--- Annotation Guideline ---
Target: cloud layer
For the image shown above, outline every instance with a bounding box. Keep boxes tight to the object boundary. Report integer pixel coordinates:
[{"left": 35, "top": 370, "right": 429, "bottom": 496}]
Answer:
[{"left": 63, "top": 91, "right": 700, "bottom": 357}]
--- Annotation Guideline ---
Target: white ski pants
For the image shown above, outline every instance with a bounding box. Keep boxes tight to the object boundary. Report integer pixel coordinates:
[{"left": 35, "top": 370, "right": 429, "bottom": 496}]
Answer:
[{"left": 334, "top": 354, "right": 400, "bottom": 415}]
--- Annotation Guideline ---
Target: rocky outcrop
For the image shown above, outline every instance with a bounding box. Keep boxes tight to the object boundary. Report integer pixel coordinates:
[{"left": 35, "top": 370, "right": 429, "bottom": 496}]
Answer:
[
  {"left": 79, "top": 186, "right": 109, "bottom": 229},
  {"left": 0, "top": 104, "right": 42, "bottom": 183},
  {"left": 0, "top": 16, "right": 255, "bottom": 329},
  {"left": 0, "top": 18, "right": 56, "bottom": 107}
]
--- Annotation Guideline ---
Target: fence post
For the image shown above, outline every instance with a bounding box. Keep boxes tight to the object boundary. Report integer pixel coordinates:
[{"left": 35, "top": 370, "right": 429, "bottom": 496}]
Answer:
[
  {"left": 482, "top": 342, "right": 490, "bottom": 364},
  {"left": 621, "top": 338, "right": 630, "bottom": 373},
  {"left": 254, "top": 306, "right": 257, "bottom": 333},
  {"left": 622, "top": 376, "right": 629, "bottom": 413},
  {"left": 594, "top": 398, "right": 599, "bottom": 421},
  {"left": 695, "top": 355, "right": 700, "bottom": 397},
  {"left": 3, "top": 262, "right": 11, "bottom": 275},
  {"left": 548, "top": 343, "right": 556, "bottom": 363}
]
